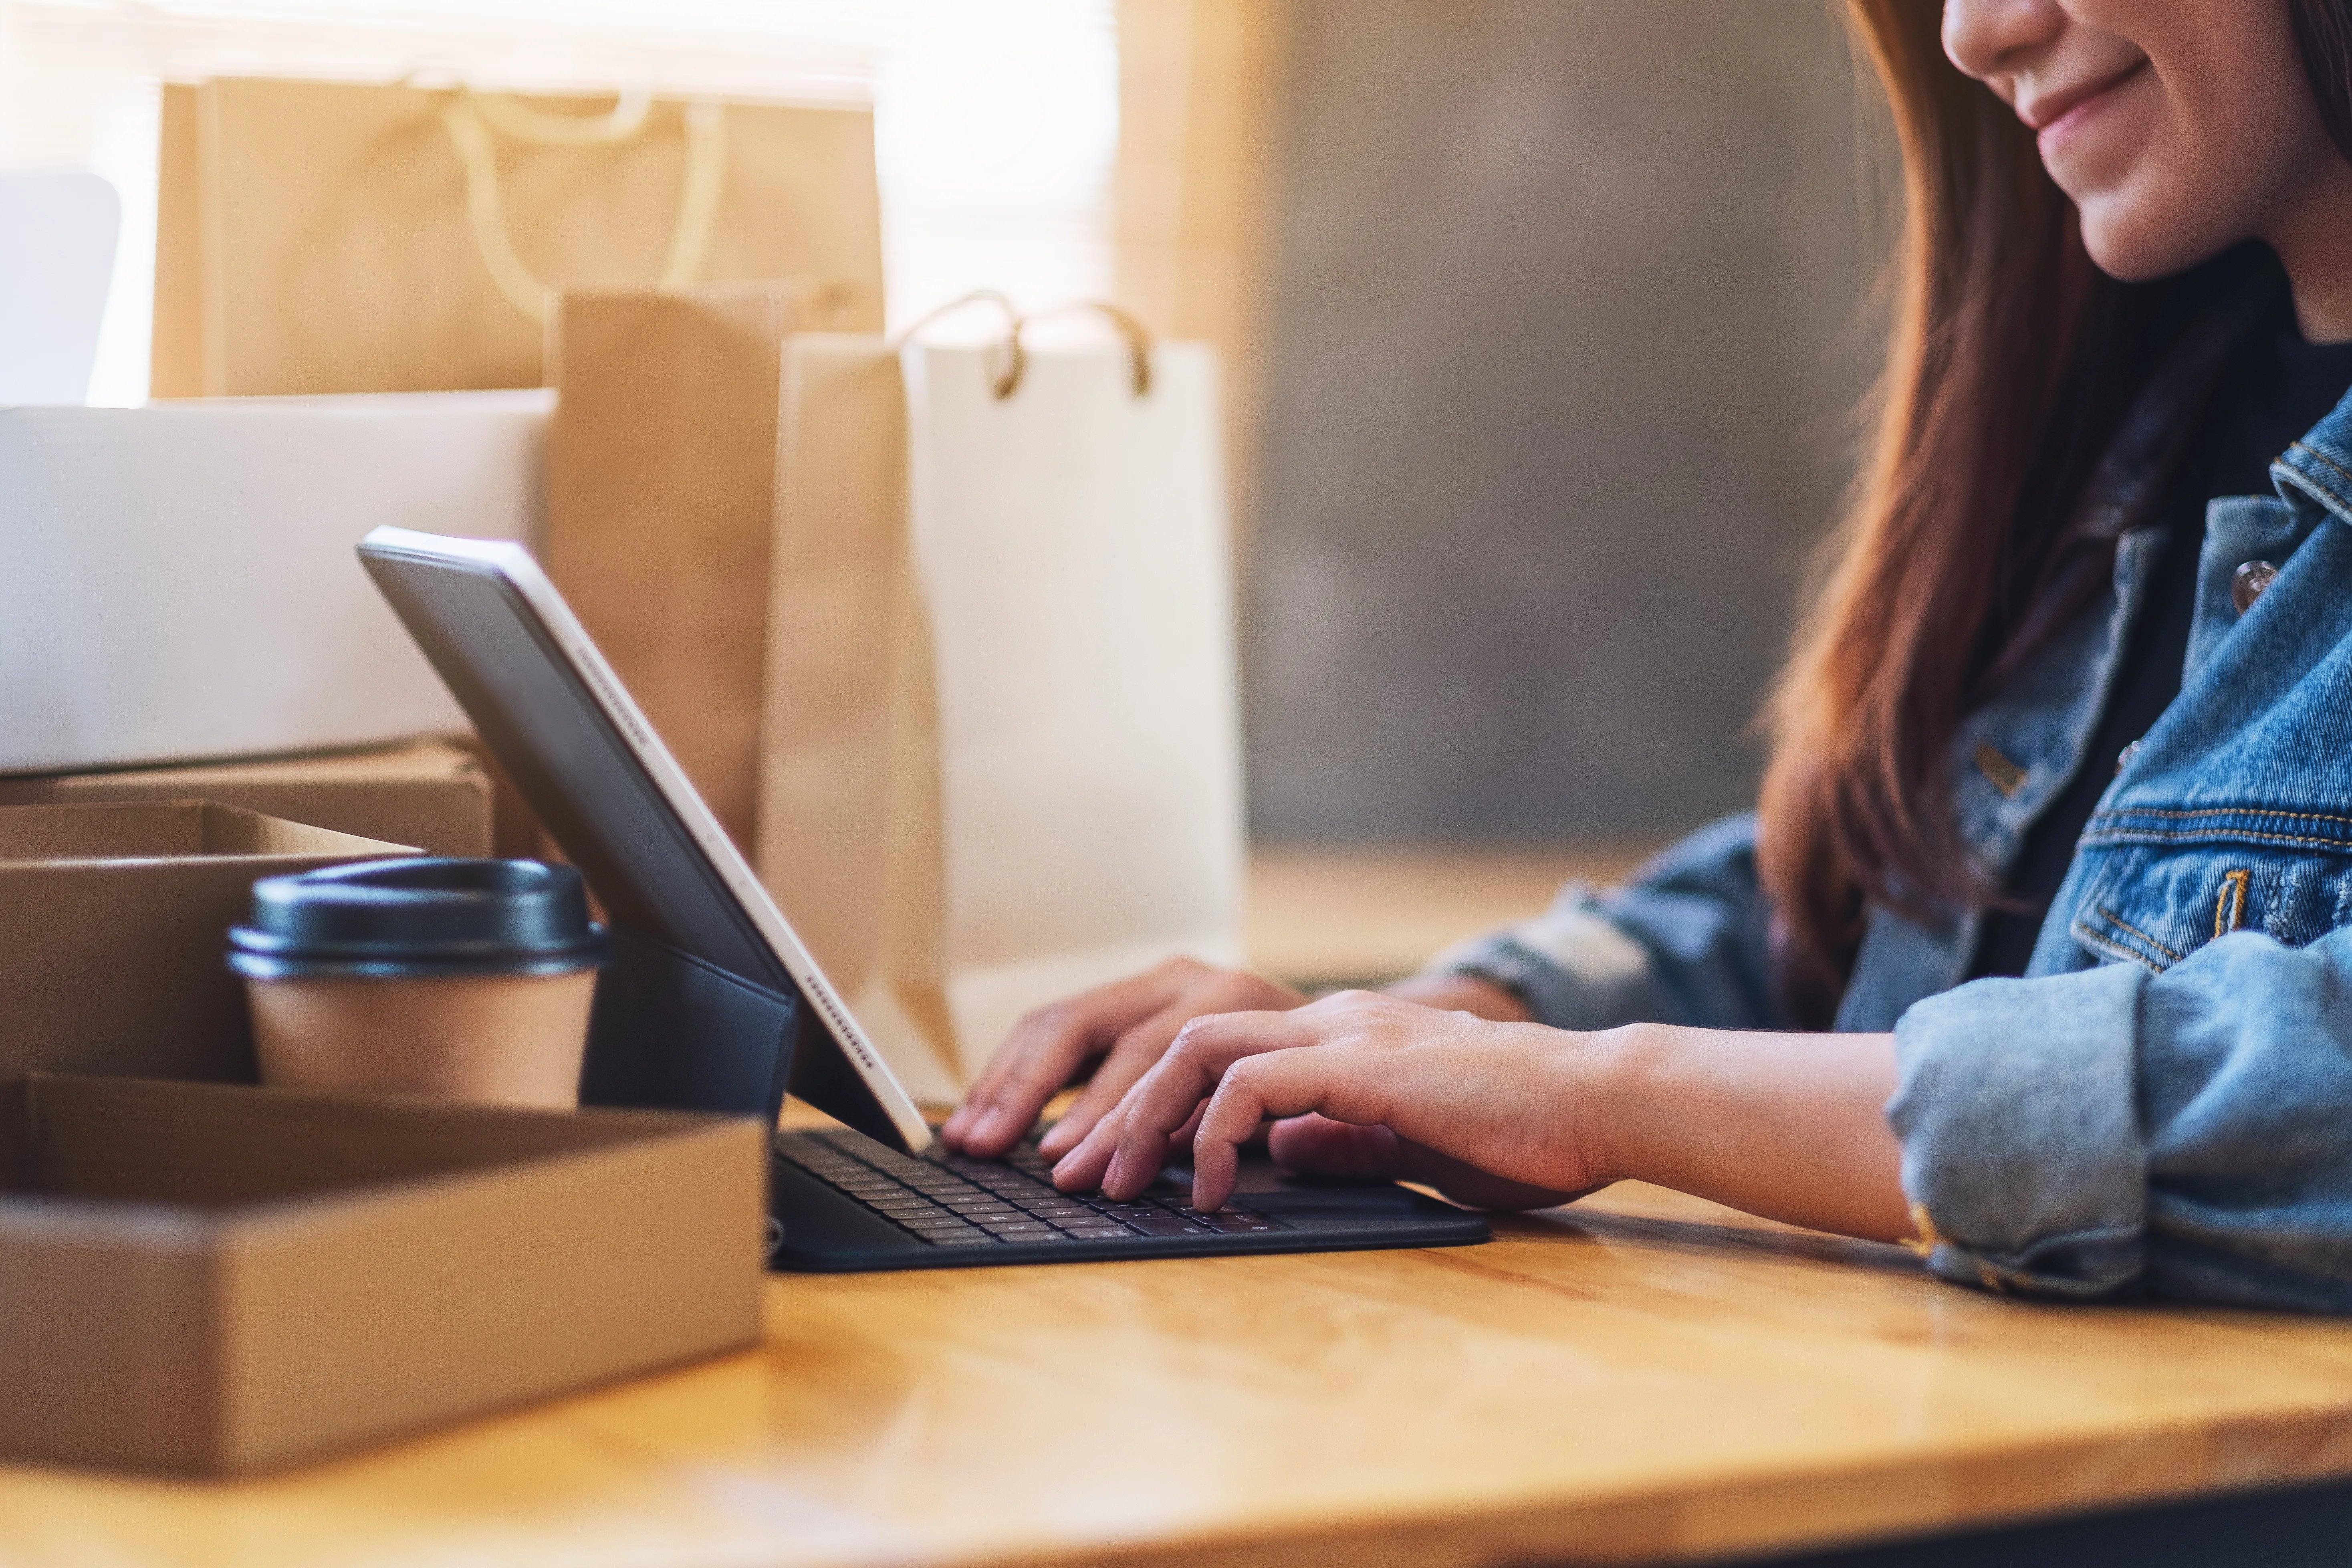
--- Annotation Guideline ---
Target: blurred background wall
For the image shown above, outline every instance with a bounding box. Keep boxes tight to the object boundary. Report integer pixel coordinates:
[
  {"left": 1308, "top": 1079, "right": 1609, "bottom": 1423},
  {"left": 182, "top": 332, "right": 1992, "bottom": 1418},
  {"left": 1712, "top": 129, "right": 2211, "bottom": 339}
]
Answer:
[{"left": 1240, "top": 0, "right": 1883, "bottom": 848}]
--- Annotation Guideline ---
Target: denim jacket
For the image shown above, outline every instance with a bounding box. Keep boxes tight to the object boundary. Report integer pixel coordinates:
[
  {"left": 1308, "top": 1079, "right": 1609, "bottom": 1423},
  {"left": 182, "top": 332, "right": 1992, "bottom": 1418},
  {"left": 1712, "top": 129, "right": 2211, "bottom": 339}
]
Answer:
[{"left": 1436, "top": 298, "right": 2352, "bottom": 1312}]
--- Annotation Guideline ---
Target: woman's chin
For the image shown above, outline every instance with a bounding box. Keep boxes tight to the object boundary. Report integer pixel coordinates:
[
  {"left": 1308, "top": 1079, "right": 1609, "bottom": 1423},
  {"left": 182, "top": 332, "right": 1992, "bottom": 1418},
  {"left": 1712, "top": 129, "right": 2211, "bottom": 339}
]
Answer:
[{"left": 2076, "top": 205, "right": 2233, "bottom": 283}]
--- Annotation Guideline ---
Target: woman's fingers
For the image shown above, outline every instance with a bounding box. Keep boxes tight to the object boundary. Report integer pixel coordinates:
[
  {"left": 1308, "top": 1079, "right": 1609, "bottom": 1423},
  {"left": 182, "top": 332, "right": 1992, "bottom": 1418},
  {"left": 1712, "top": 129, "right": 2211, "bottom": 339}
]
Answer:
[
  {"left": 1266, "top": 1114, "right": 1590, "bottom": 1211},
  {"left": 942, "top": 966, "right": 1181, "bottom": 1154},
  {"left": 1260, "top": 1113, "right": 1406, "bottom": 1180},
  {"left": 944, "top": 960, "right": 1309, "bottom": 1156},
  {"left": 1033, "top": 1002, "right": 1195, "bottom": 1159},
  {"left": 1053, "top": 1007, "right": 1325, "bottom": 1196},
  {"left": 1029, "top": 969, "right": 1308, "bottom": 1158},
  {"left": 1184, "top": 1041, "right": 1369, "bottom": 1209}
]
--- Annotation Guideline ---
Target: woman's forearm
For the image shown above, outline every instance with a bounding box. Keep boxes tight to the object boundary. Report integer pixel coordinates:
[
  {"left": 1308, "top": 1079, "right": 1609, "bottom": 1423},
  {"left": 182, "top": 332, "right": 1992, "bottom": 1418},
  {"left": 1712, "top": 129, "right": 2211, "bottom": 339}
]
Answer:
[{"left": 1584, "top": 1023, "right": 1914, "bottom": 1243}]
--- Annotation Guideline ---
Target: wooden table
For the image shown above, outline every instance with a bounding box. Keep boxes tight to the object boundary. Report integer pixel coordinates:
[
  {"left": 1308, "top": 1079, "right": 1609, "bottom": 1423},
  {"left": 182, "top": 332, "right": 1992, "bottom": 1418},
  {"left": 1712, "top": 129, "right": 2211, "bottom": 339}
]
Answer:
[
  {"left": 6, "top": 850, "right": 2352, "bottom": 1565},
  {"left": 5, "top": 1174, "right": 2352, "bottom": 1567}
]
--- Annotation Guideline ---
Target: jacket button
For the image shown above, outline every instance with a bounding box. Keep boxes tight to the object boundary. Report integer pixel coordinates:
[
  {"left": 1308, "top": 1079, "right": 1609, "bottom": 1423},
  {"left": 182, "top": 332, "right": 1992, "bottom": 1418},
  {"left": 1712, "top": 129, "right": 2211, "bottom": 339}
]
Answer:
[
  {"left": 2117, "top": 739, "right": 2142, "bottom": 775},
  {"left": 2231, "top": 559, "right": 2279, "bottom": 613}
]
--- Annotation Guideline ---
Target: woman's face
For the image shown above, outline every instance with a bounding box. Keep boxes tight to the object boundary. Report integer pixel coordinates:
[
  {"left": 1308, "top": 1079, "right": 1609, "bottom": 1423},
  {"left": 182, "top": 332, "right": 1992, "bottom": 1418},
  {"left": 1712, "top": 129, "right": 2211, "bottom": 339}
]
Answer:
[{"left": 1943, "top": 0, "right": 2340, "bottom": 281}]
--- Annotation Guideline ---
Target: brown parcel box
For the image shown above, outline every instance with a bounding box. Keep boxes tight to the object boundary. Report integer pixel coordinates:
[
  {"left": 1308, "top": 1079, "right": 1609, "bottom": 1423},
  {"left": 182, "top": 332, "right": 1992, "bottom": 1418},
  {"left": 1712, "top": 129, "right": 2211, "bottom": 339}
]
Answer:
[
  {"left": 0, "top": 801, "right": 416, "bottom": 1085},
  {"left": 0, "top": 1074, "right": 765, "bottom": 1475},
  {"left": 0, "top": 739, "right": 493, "bottom": 857}
]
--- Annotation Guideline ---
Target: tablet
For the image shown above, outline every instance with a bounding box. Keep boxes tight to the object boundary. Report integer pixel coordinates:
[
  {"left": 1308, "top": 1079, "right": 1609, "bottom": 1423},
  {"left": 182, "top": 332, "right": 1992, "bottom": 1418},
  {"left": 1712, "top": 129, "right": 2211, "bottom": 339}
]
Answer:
[{"left": 357, "top": 526, "right": 931, "bottom": 1152}]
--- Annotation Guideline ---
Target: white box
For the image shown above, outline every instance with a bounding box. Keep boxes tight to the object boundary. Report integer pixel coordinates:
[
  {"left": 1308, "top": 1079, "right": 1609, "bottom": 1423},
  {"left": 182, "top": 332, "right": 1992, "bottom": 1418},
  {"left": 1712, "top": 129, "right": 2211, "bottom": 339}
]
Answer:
[{"left": 0, "top": 391, "right": 551, "bottom": 773}]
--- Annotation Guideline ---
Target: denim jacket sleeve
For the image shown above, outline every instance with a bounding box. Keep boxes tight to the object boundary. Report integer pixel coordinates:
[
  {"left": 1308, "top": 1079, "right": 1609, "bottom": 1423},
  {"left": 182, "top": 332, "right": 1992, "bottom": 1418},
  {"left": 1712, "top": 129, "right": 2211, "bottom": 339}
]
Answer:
[
  {"left": 1890, "top": 926, "right": 2352, "bottom": 1312},
  {"left": 1423, "top": 813, "right": 1785, "bottom": 1032}
]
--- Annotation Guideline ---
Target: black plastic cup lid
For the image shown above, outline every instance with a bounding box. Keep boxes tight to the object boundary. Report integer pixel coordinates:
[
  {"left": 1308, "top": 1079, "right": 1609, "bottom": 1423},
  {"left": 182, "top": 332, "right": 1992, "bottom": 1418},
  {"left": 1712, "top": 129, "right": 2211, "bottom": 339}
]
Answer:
[{"left": 228, "top": 858, "right": 608, "bottom": 981}]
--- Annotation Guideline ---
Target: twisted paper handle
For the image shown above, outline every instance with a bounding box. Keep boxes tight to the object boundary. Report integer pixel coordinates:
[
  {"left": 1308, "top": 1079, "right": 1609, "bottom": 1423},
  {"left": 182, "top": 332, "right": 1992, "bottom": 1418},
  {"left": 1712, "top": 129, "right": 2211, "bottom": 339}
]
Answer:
[
  {"left": 892, "top": 293, "right": 1155, "bottom": 401},
  {"left": 435, "top": 87, "right": 728, "bottom": 326}
]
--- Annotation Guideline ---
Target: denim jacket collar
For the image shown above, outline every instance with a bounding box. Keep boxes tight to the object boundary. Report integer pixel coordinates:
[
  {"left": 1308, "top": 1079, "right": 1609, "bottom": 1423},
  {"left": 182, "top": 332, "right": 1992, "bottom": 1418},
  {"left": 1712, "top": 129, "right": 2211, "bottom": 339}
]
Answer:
[{"left": 1835, "top": 281, "right": 2342, "bottom": 1031}]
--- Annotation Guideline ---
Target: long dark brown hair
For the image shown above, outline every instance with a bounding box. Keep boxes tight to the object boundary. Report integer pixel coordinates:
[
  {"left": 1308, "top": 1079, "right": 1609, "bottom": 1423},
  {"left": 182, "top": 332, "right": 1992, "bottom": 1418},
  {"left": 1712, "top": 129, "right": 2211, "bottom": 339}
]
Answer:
[{"left": 1758, "top": 0, "right": 2352, "bottom": 1025}]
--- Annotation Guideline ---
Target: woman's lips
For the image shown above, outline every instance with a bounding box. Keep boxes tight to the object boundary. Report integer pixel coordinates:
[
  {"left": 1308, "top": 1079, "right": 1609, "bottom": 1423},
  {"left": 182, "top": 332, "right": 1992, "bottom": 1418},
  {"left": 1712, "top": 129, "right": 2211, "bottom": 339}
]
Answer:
[{"left": 2027, "top": 59, "right": 2149, "bottom": 155}]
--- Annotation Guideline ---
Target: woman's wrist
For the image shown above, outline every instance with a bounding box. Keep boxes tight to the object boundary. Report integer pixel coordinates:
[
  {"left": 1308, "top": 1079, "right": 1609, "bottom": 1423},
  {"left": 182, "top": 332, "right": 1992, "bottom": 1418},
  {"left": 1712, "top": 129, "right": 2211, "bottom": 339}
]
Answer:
[
  {"left": 1567, "top": 1021, "right": 1913, "bottom": 1242},
  {"left": 1563, "top": 1021, "right": 1658, "bottom": 1189}
]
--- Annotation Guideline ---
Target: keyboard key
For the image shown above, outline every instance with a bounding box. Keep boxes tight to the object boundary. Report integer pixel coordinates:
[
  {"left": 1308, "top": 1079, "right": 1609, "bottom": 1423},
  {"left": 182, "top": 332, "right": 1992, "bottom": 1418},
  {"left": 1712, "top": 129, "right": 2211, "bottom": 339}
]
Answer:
[
  {"left": 1002, "top": 1231, "right": 1071, "bottom": 1243},
  {"left": 1200, "top": 1216, "right": 1283, "bottom": 1233},
  {"left": 945, "top": 1201, "right": 1015, "bottom": 1215},
  {"left": 979, "top": 1220, "right": 1055, "bottom": 1237},
  {"left": 884, "top": 1207, "right": 951, "bottom": 1222},
  {"left": 1123, "top": 1214, "right": 1210, "bottom": 1236},
  {"left": 924, "top": 1233, "right": 1001, "bottom": 1246},
  {"left": 901, "top": 1215, "right": 976, "bottom": 1231}
]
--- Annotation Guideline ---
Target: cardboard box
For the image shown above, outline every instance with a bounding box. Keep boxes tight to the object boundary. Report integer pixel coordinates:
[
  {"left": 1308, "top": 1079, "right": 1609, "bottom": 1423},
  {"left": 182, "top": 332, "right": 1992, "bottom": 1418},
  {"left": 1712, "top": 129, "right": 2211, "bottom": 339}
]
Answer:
[
  {"left": 0, "top": 801, "right": 415, "bottom": 1084},
  {"left": 0, "top": 1074, "right": 765, "bottom": 1475},
  {"left": 0, "top": 739, "right": 494, "bottom": 858},
  {"left": 0, "top": 390, "right": 549, "bottom": 774}
]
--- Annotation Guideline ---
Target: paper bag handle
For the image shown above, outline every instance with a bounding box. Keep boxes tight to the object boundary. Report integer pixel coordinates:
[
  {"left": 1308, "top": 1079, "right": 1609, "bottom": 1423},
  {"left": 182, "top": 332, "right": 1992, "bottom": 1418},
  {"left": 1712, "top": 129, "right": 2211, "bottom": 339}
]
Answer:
[
  {"left": 435, "top": 87, "right": 728, "bottom": 327},
  {"left": 892, "top": 293, "right": 1155, "bottom": 401},
  {"left": 996, "top": 301, "right": 1154, "bottom": 400}
]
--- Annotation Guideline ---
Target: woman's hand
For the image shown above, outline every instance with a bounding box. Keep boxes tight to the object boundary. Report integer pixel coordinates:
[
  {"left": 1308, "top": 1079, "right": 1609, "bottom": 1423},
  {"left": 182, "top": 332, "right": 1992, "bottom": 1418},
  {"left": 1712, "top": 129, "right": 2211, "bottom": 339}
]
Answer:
[
  {"left": 939, "top": 957, "right": 1309, "bottom": 1158},
  {"left": 1047, "top": 990, "right": 1612, "bottom": 1212}
]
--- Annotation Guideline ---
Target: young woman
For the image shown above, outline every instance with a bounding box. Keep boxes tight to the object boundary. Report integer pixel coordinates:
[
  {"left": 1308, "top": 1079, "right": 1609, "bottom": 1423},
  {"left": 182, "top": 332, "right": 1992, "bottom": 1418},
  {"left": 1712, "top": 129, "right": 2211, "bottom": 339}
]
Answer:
[{"left": 942, "top": 0, "right": 2352, "bottom": 1312}]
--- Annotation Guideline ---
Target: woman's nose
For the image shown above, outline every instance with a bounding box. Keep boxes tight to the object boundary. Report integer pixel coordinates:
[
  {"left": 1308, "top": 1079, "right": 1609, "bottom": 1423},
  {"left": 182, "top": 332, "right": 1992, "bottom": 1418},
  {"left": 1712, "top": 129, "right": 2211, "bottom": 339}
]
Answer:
[{"left": 1943, "top": 0, "right": 2067, "bottom": 83}]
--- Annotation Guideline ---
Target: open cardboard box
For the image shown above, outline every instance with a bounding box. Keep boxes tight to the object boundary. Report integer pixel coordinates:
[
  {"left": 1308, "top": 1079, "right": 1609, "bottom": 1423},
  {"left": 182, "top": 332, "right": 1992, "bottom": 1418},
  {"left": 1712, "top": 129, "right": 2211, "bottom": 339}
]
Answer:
[
  {"left": 0, "top": 1074, "right": 765, "bottom": 1475},
  {"left": 0, "top": 799, "right": 415, "bottom": 1084},
  {"left": 0, "top": 739, "right": 494, "bottom": 858}
]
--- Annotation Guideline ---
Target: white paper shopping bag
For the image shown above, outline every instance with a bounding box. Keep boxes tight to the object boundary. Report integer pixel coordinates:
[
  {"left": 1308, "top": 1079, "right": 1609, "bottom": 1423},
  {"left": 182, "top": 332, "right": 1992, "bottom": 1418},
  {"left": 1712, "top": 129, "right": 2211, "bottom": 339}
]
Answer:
[{"left": 759, "top": 325, "right": 1247, "bottom": 1103}]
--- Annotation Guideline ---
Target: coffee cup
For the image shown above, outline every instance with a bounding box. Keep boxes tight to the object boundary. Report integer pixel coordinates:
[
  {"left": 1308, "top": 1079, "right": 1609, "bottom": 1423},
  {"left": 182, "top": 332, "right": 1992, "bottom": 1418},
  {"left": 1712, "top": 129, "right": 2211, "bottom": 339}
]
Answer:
[{"left": 229, "top": 858, "right": 608, "bottom": 1110}]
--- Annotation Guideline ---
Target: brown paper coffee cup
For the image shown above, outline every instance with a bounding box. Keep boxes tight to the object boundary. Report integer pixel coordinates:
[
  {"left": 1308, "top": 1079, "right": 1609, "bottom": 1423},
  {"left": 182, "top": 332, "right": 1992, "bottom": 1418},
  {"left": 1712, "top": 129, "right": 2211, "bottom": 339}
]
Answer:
[
  {"left": 230, "top": 858, "right": 607, "bottom": 1111},
  {"left": 247, "top": 970, "right": 596, "bottom": 1109}
]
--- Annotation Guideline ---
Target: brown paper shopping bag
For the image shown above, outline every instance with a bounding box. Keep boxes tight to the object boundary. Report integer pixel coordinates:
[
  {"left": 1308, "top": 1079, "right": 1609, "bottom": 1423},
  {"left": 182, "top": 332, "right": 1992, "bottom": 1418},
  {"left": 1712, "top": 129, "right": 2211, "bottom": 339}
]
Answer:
[
  {"left": 759, "top": 313, "right": 1249, "bottom": 1104},
  {"left": 152, "top": 77, "right": 883, "bottom": 396},
  {"left": 543, "top": 283, "right": 850, "bottom": 849}
]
